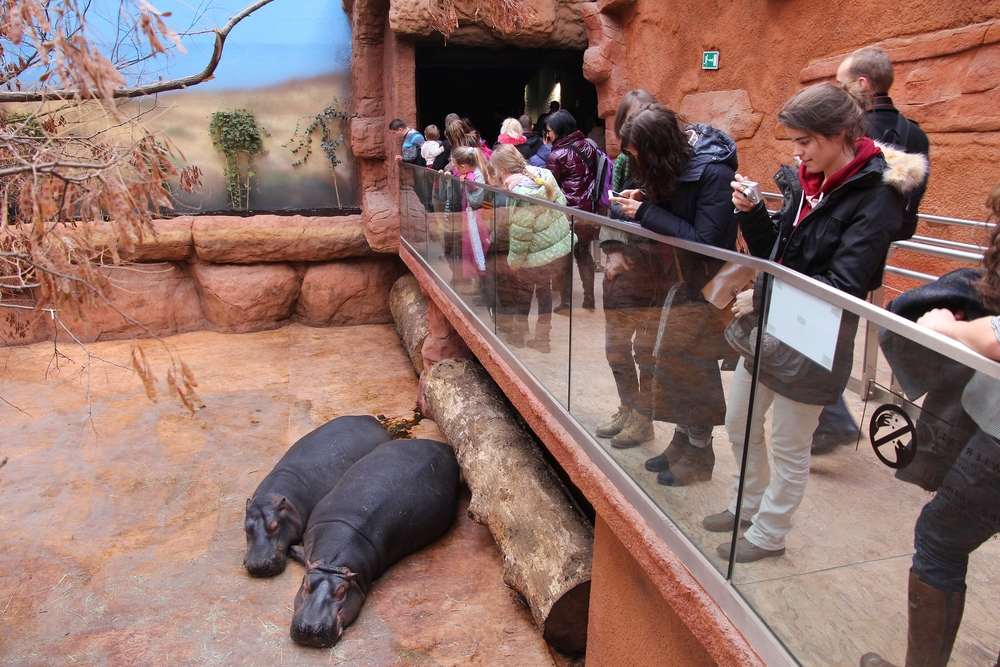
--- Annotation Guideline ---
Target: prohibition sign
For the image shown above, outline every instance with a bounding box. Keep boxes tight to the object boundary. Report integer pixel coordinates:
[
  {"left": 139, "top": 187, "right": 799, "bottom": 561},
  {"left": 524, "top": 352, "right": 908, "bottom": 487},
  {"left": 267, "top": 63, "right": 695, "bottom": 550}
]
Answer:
[{"left": 868, "top": 404, "right": 917, "bottom": 469}]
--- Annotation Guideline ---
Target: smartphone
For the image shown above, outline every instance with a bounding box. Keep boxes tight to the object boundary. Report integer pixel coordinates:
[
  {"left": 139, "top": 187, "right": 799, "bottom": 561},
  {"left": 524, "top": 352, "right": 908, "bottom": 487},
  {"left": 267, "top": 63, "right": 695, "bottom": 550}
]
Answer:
[{"left": 608, "top": 189, "right": 625, "bottom": 199}]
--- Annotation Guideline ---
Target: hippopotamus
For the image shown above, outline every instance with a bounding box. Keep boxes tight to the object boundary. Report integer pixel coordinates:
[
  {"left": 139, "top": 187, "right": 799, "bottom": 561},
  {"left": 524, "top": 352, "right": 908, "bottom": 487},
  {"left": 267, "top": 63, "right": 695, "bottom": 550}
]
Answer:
[
  {"left": 243, "top": 415, "right": 391, "bottom": 577},
  {"left": 289, "top": 438, "right": 459, "bottom": 647}
]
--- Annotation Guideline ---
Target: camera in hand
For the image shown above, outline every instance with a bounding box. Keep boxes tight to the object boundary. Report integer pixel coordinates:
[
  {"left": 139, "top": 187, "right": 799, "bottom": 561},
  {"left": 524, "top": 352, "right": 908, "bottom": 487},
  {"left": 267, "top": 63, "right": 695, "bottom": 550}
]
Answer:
[{"left": 741, "top": 181, "right": 762, "bottom": 205}]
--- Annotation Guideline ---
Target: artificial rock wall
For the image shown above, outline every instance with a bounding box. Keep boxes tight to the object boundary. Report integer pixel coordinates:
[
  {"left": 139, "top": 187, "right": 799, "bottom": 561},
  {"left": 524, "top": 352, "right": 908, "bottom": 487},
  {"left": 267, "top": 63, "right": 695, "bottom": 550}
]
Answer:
[
  {"left": 2, "top": 215, "right": 406, "bottom": 347},
  {"left": 582, "top": 0, "right": 1000, "bottom": 228}
]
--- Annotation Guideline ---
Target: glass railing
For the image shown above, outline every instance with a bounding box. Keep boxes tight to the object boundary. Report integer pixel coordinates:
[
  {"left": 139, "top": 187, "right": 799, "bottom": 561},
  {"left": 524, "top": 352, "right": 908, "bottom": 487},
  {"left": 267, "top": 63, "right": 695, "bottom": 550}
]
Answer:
[{"left": 398, "top": 162, "right": 1000, "bottom": 667}]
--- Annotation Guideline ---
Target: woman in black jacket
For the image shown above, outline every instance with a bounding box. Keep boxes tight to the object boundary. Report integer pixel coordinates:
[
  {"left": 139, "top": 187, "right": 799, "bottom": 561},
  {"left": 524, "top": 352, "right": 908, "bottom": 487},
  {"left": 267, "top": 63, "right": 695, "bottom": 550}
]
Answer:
[
  {"left": 608, "top": 103, "right": 738, "bottom": 487},
  {"left": 706, "top": 83, "right": 927, "bottom": 563}
]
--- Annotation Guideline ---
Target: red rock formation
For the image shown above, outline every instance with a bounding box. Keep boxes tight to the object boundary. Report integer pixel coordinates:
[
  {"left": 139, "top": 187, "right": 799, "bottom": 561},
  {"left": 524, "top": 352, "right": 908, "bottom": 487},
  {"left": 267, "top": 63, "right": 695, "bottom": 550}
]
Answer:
[
  {"left": 295, "top": 257, "right": 407, "bottom": 326},
  {"left": 189, "top": 262, "right": 301, "bottom": 333}
]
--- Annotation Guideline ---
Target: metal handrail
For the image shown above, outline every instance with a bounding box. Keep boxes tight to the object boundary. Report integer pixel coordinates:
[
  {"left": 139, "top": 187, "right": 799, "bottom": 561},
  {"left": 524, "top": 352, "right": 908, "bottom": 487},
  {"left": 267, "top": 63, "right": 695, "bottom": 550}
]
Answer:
[{"left": 401, "top": 163, "right": 1000, "bottom": 381}]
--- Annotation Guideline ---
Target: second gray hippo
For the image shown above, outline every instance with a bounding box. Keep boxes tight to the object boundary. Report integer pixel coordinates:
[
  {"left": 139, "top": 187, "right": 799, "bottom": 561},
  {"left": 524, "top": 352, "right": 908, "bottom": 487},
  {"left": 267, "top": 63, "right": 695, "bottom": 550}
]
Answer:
[
  {"left": 289, "top": 438, "right": 459, "bottom": 647},
  {"left": 243, "top": 415, "right": 390, "bottom": 577}
]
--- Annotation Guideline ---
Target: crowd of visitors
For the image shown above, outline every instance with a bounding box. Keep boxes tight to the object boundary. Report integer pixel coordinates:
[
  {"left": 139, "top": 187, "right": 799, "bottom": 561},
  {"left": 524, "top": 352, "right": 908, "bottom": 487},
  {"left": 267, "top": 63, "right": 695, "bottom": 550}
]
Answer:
[{"left": 390, "top": 42, "right": 1000, "bottom": 667}]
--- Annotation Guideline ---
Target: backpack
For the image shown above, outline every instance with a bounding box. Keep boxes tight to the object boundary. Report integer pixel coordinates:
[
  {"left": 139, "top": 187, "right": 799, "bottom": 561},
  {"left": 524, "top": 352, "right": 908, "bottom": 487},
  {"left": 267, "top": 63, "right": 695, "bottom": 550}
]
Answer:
[
  {"left": 567, "top": 139, "right": 614, "bottom": 211},
  {"left": 401, "top": 129, "right": 422, "bottom": 164}
]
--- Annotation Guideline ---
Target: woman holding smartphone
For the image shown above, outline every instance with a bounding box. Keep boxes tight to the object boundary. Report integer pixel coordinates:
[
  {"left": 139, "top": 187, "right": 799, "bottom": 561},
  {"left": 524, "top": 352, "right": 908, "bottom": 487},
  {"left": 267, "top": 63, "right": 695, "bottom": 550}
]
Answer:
[
  {"left": 707, "top": 82, "right": 927, "bottom": 563},
  {"left": 608, "top": 103, "right": 739, "bottom": 487}
]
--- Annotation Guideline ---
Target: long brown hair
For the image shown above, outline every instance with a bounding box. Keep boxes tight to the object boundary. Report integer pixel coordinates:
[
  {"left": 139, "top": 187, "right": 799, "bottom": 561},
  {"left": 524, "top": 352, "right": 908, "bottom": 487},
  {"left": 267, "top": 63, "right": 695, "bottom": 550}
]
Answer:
[
  {"left": 614, "top": 89, "right": 657, "bottom": 139},
  {"left": 445, "top": 120, "right": 479, "bottom": 149},
  {"left": 618, "top": 103, "right": 690, "bottom": 204},
  {"left": 778, "top": 83, "right": 867, "bottom": 147},
  {"left": 977, "top": 184, "right": 1000, "bottom": 311}
]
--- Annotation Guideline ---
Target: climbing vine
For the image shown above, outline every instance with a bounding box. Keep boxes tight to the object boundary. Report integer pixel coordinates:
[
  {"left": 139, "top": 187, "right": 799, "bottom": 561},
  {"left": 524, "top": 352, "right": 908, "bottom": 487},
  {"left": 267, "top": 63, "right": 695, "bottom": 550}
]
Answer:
[
  {"left": 284, "top": 97, "right": 354, "bottom": 209},
  {"left": 209, "top": 109, "right": 268, "bottom": 211}
]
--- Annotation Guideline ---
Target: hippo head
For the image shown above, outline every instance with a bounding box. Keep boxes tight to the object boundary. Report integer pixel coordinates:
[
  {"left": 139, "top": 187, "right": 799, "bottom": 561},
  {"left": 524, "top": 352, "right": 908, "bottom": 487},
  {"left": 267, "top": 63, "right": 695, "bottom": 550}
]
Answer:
[
  {"left": 243, "top": 495, "right": 303, "bottom": 577},
  {"left": 289, "top": 561, "right": 366, "bottom": 648}
]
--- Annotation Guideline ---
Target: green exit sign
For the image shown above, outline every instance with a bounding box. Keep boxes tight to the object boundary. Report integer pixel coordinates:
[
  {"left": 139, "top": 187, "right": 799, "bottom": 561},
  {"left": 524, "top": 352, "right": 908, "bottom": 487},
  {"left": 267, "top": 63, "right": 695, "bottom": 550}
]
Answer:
[{"left": 702, "top": 51, "right": 719, "bottom": 70}]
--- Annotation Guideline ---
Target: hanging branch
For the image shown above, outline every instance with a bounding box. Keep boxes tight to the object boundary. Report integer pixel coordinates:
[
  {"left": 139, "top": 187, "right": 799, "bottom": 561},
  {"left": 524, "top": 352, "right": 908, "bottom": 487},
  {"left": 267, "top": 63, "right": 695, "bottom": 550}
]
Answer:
[{"left": 0, "top": 0, "right": 278, "bottom": 103}]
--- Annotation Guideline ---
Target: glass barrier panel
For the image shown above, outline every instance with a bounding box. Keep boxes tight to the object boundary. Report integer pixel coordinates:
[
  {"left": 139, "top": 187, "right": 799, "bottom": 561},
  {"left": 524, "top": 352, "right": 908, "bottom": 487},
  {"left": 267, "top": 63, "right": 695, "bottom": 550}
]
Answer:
[
  {"left": 567, "top": 227, "right": 759, "bottom": 577},
  {"left": 485, "top": 189, "right": 572, "bottom": 408},
  {"left": 728, "top": 275, "right": 1000, "bottom": 667},
  {"left": 399, "top": 167, "right": 426, "bottom": 258}
]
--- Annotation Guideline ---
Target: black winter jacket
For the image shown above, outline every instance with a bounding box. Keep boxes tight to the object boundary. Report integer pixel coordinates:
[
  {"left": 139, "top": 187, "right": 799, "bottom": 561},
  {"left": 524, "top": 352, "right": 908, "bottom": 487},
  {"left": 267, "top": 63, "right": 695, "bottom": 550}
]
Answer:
[
  {"left": 738, "top": 146, "right": 926, "bottom": 404},
  {"left": 633, "top": 124, "right": 740, "bottom": 290}
]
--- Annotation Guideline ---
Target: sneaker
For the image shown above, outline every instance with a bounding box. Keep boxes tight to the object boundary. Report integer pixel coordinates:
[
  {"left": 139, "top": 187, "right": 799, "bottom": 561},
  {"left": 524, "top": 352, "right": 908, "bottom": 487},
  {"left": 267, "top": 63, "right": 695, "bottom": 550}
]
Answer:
[
  {"left": 702, "top": 509, "right": 753, "bottom": 533},
  {"left": 716, "top": 537, "right": 784, "bottom": 563},
  {"left": 596, "top": 405, "right": 630, "bottom": 438},
  {"left": 610, "top": 411, "right": 654, "bottom": 448},
  {"left": 553, "top": 301, "right": 571, "bottom": 316}
]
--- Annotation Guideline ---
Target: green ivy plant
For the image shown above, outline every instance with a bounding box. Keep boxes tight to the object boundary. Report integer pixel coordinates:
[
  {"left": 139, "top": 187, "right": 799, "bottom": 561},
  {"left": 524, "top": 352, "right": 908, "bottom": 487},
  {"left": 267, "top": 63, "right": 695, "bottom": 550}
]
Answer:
[
  {"left": 209, "top": 109, "right": 268, "bottom": 211},
  {"left": 284, "top": 97, "right": 354, "bottom": 209}
]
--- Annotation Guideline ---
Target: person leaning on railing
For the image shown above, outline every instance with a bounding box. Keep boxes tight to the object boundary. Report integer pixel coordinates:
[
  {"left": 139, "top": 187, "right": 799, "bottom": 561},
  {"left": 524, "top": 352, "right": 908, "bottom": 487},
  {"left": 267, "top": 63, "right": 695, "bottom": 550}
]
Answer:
[
  {"left": 608, "top": 103, "right": 739, "bottom": 488},
  {"left": 706, "top": 82, "right": 927, "bottom": 564},
  {"left": 861, "top": 184, "right": 1000, "bottom": 667},
  {"left": 487, "top": 144, "right": 575, "bottom": 353}
]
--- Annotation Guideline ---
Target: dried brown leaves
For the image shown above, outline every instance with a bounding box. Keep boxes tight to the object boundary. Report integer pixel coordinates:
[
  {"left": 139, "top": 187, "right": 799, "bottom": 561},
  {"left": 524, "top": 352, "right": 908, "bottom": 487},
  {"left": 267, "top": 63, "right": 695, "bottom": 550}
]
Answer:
[
  {"left": 429, "top": 0, "right": 538, "bottom": 40},
  {"left": 2, "top": 1, "right": 204, "bottom": 412}
]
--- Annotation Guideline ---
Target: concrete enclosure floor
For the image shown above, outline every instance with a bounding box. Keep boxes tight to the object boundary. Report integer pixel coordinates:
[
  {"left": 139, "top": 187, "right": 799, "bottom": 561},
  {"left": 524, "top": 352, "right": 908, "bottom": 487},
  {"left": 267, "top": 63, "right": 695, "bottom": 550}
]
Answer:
[{"left": 0, "top": 324, "right": 559, "bottom": 666}]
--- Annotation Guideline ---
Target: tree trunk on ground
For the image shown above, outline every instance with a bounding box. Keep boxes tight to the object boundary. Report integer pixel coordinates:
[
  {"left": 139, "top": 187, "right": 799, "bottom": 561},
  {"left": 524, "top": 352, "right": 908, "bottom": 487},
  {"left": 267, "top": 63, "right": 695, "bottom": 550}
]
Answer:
[
  {"left": 388, "top": 274, "right": 428, "bottom": 375},
  {"left": 423, "top": 357, "right": 593, "bottom": 655}
]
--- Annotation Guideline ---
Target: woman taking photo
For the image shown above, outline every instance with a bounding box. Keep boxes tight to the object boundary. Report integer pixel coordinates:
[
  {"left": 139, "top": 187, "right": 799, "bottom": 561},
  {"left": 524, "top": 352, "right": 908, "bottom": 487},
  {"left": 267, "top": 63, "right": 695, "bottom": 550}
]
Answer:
[
  {"left": 609, "top": 103, "right": 738, "bottom": 488},
  {"left": 488, "top": 144, "right": 575, "bottom": 352},
  {"left": 708, "top": 82, "right": 927, "bottom": 563},
  {"left": 545, "top": 109, "right": 599, "bottom": 312}
]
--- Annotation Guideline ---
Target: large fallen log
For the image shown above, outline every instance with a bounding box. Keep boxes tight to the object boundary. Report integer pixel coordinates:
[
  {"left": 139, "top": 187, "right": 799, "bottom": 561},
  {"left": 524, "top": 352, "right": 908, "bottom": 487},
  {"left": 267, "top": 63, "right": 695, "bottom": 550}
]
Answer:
[
  {"left": 423, "top": 358, "right": 593, "bottom": 655},
  {"left": 388, "top": 274, "right": 429, "bottom": 375}
]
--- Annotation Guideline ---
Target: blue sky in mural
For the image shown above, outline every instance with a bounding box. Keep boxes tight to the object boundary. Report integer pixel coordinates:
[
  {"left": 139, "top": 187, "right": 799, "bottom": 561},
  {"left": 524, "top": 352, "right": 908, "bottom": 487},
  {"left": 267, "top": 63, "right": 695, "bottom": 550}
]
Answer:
[{"left": 119, "top": 0, "right": 352, "bottom": 90}]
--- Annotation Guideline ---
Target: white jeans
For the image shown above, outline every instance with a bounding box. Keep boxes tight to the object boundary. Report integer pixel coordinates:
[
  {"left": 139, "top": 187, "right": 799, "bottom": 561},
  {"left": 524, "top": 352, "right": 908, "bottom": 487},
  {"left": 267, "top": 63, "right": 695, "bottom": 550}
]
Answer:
[{"left": 724, "top": 363, "right": 824, "bottom": 551}]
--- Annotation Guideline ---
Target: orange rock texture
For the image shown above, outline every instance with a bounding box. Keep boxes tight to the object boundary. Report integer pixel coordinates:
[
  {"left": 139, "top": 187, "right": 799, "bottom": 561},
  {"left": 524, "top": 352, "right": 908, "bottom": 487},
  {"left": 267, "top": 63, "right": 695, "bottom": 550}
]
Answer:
[{"left": 579, "top": 1, "right": 1000, "bottom": 285}]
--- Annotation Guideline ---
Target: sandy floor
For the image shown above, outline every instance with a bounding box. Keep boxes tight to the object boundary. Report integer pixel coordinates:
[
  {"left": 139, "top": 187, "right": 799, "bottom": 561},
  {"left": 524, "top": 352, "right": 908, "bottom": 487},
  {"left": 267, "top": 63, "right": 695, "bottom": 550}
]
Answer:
[{"left": 0, "top": 324, "right": 559, "bottom": 666}]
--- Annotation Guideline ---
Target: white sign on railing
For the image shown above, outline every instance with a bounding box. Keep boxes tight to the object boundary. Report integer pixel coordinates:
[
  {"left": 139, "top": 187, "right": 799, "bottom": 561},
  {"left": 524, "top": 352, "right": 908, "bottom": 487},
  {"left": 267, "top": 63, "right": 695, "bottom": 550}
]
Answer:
[{"left": 766, "top": 278, "right": 843, "bottom": 371}]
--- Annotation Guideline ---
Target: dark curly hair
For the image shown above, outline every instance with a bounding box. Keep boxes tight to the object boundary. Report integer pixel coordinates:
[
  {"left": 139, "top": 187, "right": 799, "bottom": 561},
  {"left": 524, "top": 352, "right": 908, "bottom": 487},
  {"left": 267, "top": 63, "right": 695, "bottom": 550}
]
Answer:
[
  {"left": 977, "top": 184, "right": 1000, "bottom": 311},
  {"left": 618, "top": 103, "right": 690, "bottom": 204}
]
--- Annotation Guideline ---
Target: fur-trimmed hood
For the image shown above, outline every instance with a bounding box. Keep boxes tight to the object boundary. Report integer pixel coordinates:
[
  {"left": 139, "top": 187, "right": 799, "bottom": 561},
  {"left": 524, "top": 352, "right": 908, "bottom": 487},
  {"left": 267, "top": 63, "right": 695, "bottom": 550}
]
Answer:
[{"left": 876, "top": 140, "right": 928, "bottom": 196}]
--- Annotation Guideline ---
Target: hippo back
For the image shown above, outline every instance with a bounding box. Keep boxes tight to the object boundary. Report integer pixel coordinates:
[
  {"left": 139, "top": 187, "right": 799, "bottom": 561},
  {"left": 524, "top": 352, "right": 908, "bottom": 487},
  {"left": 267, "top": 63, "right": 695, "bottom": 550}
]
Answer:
[
  {"left": 251, "top": 415, "right": 391, "bottom": 519},
  {"left": 308, "top": 438, "right": 459, "bottom": 577}
]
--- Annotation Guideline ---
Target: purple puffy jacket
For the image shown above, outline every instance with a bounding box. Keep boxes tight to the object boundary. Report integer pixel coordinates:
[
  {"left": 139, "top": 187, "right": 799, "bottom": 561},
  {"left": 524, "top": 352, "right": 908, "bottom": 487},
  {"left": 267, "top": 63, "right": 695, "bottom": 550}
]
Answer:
[{"left": 546, "top": 130, "right": 597, "bottom": 213}]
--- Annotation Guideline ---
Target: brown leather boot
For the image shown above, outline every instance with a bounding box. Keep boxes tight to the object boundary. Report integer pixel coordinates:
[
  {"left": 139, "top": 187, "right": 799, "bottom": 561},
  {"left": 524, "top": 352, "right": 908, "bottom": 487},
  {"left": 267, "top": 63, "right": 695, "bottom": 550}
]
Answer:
[
  {"left": 657, "top": 438, "right": 715, "bottom": 486},
  {"left": 526, "top": 314, "right": 551, "bottom": 353},
  {"left": 859, "top": 570, "right": 965, "bottom": 667}
]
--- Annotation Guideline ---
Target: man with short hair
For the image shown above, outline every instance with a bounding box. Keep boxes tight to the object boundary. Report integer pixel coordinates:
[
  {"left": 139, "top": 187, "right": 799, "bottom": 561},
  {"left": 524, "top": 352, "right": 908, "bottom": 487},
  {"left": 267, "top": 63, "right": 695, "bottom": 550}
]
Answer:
[
  {"left": 389, "top": 118, "right": 424, "bottom": 165},
  {"left": 837, "top": 45, "right": 929, "bottom": 241},
  {"left": 519, "top": 113, "right": 542, "bottom": 157}
]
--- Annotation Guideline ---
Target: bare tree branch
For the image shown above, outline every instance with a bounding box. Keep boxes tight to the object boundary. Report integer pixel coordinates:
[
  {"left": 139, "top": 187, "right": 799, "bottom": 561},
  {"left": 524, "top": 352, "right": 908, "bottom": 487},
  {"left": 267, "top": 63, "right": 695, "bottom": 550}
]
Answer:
[{"left": 0, "top": 0, "right": 278, "bottom": 103}]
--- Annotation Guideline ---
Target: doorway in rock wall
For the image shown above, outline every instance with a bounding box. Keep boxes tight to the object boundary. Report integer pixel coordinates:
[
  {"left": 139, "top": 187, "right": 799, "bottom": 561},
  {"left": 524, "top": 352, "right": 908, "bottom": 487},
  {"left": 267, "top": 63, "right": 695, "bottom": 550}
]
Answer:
[{"left": 415, "top": 47, "right": 598, "bottom": 146}]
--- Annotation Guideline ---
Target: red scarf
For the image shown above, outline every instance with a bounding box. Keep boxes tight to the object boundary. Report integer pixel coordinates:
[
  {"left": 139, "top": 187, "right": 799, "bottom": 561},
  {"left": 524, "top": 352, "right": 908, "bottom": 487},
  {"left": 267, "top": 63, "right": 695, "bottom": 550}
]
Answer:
[{"left": 796, "top": 137, "right": 881, "bottom": 224}]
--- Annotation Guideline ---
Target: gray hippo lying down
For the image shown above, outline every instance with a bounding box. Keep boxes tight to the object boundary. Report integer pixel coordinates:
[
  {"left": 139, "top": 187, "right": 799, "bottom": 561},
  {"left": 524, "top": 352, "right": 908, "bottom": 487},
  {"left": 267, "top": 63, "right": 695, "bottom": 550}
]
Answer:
[
  {"left": 243, "top": 415, "right": 391, "bottom": 577},
  {"left": 289, "top": 438, "right": 460, "bottom": 647}
]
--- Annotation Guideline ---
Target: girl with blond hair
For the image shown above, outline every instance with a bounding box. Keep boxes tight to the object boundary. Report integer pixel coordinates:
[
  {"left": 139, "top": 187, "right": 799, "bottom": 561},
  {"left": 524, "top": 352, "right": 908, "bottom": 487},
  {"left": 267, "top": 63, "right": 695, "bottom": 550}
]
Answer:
[{"left": 490, "top": 144, "right": 574, "bottom": 352}]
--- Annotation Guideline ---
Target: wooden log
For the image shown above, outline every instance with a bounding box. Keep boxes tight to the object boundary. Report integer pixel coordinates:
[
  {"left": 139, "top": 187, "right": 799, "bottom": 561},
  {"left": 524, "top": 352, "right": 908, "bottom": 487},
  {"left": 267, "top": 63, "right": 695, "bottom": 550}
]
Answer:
[
  {"left": 388, "top": 274, "right": 429, "bottom": 375},
  {"left": 423, "top": 357, "right": 594, "bottom": 655}
]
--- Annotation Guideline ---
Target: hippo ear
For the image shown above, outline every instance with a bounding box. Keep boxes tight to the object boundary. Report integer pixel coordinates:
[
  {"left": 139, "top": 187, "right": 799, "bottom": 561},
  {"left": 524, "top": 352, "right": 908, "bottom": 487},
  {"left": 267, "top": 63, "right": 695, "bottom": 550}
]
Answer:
[
  {"left": 245, "top": 498, "right": 252, "bottom": 511},
  {"left": 289, "top": 545, "right": 306, "bottom": 563}
]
